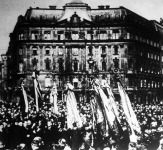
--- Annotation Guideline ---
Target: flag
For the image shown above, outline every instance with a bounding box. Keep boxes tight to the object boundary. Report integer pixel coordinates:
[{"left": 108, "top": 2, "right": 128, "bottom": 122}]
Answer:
[
  {"left": 105, "top": 83, "right": 120, "bottom": 123},
  {"left": 50, "top": 84, "right": 59, "bottom": 115},
  {"left": 92, "top": 80, "right": 116, "bottom": 137},
  {"left": 117, "top": 82, "right": 141, "bottom": 134},
  {"left": 93, "top": 82, "right": 116, "bottom": 127},
  {"left": 21, "top": 85, "right": 29, "bottom": 113},
  {"left": 92, "top": 79, "right": 122, "bottom": 138},
  {"left": 90, "top": 94, "right": 109, "bottom": 136},
  {"left": 32, "top": 72, "right": 42, "bottom": 112},
  {"left": 65, "top": 84, "right": 82, "bottom": 129}
]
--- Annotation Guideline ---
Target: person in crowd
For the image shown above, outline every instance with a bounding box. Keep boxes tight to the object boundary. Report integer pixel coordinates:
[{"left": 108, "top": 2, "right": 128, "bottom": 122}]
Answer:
[
  {"left": 31, "top": 137, "right": 44, "bottom": 150},
  {"left": 16, "top": 143, "right": 27, "bottom": 150},
  {"left": 53, "top": 138, "right": 71, "bottom": 150},
  {"left": 156, "top": 138, "right": 163, "bottom": 150},
  {"left": 1, "top": 89, "right": 163, "bottom": 149}
]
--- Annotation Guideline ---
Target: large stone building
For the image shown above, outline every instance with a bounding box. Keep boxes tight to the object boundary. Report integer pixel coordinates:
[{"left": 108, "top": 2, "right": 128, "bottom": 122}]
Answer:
[{"left": 6, "top": 0, "right": 163, "bottom": 103}]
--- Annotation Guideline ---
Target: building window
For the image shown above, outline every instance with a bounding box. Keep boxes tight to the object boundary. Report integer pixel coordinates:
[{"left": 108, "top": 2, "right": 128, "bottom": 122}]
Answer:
[
  {"left": 88, "top": 47, "right": 93, "bottom": 55},
  {"left": 157, "top": 55, "right": 160, "bottom": 61},
  {"left": 57, "top": 31, "right": 64, "bottom": 40},
  {"left": 112, "top": 29, "right": 121, "bottom": 39},
  {"left": 101, "top": 59, "right": 106, "bottom": 71},
  {"left": 32, "top": 48, "right": 38, "bottom": 55},
  {"left": 100, "top": 30, "right": 107, "bottom": 40},
  {"left": 88, "top": 58, "right": 94, "bottom": 70},
  {"left": 45, "top": 47, "right": 50, "bottom": 55},
  {"left": 113, "top": 57, "right": 119, "bottom": 68},
  {"left": 79, "top": 31, "right": 85, "bottom": 40},
  {"left": 72, "top": 31, "right": 79, "bottom": 40},
  {"left": 114, "top": 45, "right": 118, "bottom": 55},
  {"left": 128, "top": 58, "right": 134, "bottom": 69},
  {"left": 73, "top": 76, "right": 78, "bottom": 88},
  {"left": 72, "top": 48, "right": 78, "bottom": 56},
  {"left": 32, "top": 47, "right": 37, "bottom": 55},
  {"left": 32, "top": 58, "right": 38, "bottom": 70},
  {"left": 31, "top": 31, "right": 39, "bottom": 40},
  {"left": 44, "top": 31, "right": 51, "bottom": 40},
  {"left": 45, "top": 58, "right": 51, "bottom": 70},
  {"left": 19, "top": 49, "right": 23, "bottom": 55},
  {"left": 58, "top": 47, "right": 63, "bottom": 56},
  {"left": 73, "top": 58, "right": 79, "bottom": 72},
  {"left": 87, "top": 30, "right": 93, "bottom": 40},
  {"left": 58, "top": 58, "right": 64, "bottom": 72},
  {"left": 102, "top": 46, "right": 106, "bottom": 54},
  {"left": 65, "top": 31, "right": 72, "bottom": 40},
  {"left": 19, "top": 33, "right": 24, "bottom": 40},
  {"left": 46, "top": 50, "right": 50, "bottom": 55}
]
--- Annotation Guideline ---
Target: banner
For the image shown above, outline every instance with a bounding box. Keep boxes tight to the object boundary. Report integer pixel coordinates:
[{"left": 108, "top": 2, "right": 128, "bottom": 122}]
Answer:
[
  {"left": 21, "top": 85, "right": 29, "bottom": 113},
  {"left": 93, "top": 81, "right": 116, "bottom": 128},
  {"left": 65, "top": 84, "right": 82, "bottom": 129},
  {"left": 50, "top": 84, "right": 59, "bottom": 115},
  {"left": 117, "top": 82, "right": 141, "bottom": 134},
  {"left": 32, "top": 72, "right": 42, "bottom": 112}
]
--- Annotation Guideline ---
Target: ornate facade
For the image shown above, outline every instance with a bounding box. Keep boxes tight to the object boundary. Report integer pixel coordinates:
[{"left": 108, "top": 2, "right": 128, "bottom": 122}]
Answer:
[{"left": 6, "top": 0, "right": 163, "bottom": 103}]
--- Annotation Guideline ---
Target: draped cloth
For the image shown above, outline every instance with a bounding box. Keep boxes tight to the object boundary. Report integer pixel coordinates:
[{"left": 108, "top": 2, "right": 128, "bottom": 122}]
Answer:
[
  {"left": 21, "top": 85, "right": 29, "bottom": 113},
  {"left": 50, "top": 83, "right": 59, "bottom": 115},
  {"left": 117, "top": 82, "right": 141, "bottom": 135},
  {"left": 92, "top": 79, "right": 122, "bottom": 137},
  {"left": 32, "top": 72, "right": 42, "bottom": 112},
  {"left": 65, "top": 84, "right": 83, "bottom": 129}
]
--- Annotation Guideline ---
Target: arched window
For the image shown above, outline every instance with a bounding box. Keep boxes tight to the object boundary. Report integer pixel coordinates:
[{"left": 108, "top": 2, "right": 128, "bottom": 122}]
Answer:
[
  {"left": 45, "top": 47, "right": 50, "bottom": 55},
  {"left": 32, "top": 47, "right": 38, "bottom": 55}
]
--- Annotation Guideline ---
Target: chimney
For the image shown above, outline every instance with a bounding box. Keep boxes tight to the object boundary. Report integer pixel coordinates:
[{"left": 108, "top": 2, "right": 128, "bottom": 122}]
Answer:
[
  {"left": 98, "top": 5, "right": 104, "bottom": 10},
  {"left": 49, "top": 6, "right": 57, "bottom": 9},
  {"left": 160, "top": 18, "right": 163, "bottom": 25},
  {"left": 106, "top": 5, "right": 110, "bottom": 9}
]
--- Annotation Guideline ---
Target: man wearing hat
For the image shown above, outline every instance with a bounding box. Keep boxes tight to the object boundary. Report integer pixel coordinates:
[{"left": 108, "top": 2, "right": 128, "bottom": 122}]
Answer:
[
  {"left": 31, "top": 137, "right": 44, "bottom": 150},
  {"left": 57, "top": 138, "right": 71, "bottom": 150}
]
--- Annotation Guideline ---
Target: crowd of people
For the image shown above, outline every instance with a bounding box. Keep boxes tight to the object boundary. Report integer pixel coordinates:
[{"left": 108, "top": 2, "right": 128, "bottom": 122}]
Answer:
[{"left": 0, "top": 89, "right": 163, "bottom": 150}]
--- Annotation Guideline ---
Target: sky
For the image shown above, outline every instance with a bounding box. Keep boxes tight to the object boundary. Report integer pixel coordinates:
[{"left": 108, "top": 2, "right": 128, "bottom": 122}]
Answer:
[{"left": 0, "top": 0, "right": 163, "bottom": 58}]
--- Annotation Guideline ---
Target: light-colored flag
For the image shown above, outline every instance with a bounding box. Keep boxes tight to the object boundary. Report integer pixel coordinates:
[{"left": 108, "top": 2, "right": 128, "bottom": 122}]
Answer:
[
  {"left": 105, "top": 83, "right": 120, "bottom": 123},
  {"left": 117, "top": 82, "right": 141, "bottom": 134},
  {"left": 50, "top": 84, "right": 59, "bottom": 115},
  {"left": 66, "top": 84, "right": 82, "bottom": 129},
  {"left": 32, "top": 72, "right": 42, "bottom": 112},
  {"left": 21, "top": 86, "right": 29, "bottom": 113},
  {"left": 93, "top": 82, "right": 116, "bottom": 127}
]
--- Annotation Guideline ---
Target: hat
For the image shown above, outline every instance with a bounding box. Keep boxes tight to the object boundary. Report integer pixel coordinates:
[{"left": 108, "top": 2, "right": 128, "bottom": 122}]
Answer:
[
  {"left": 17, "top": 143, "right": 26, "bottom": 150},
  {"left": 129, "top": 142, "right": 137, "bottom": 147},
  {"left": 31, "top": 137, "right": 44, "bottom": 148},
  {"left": 58, "top": 138, "right": 66, "bottom": 146}
]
